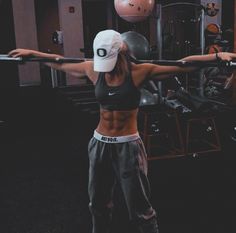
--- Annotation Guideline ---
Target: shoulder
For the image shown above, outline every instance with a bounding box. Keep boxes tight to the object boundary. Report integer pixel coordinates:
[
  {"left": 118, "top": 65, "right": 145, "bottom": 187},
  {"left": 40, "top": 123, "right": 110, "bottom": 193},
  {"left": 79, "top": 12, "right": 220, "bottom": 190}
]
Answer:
[
  {"left": 83, "top": 60, "right": 94, "bottom": 70},
  {"left": 131, "top": 63, "right": 157, "bottom": 76},
  {"left": 130, "top": 63, "right": 156, "bottom": 86},
  {"left": 132, "top": 62, "right": 157, "bottom": 71}
]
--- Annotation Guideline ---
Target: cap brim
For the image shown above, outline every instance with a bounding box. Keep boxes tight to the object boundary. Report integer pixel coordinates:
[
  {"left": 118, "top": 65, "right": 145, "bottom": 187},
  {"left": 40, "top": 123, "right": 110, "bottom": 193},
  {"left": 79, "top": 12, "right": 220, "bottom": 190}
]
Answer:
[{"left": 94, "top": 55, "right": 118, "bottom": 72}]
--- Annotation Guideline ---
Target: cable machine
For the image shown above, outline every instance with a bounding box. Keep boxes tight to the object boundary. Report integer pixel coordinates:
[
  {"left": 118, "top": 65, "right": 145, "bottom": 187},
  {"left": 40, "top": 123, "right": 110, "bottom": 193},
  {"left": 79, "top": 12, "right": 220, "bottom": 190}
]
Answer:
[{"left": 156, "top": 2, "right": 205, "bottom": 98}]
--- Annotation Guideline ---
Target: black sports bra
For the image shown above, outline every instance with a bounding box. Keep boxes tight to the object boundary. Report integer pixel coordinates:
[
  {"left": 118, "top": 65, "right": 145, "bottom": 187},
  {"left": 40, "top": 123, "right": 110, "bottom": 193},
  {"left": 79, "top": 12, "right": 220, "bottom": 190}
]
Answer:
[{"left": 94, "top": 59, "right": 140, "bottom": 111}]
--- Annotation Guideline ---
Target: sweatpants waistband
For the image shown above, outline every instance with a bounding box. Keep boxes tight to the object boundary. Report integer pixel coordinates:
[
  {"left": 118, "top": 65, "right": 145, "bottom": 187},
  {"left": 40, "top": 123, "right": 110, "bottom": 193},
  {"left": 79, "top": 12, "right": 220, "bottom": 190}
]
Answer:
[{"left": 93, "top": 130, "right": 140, "bottom": 143}]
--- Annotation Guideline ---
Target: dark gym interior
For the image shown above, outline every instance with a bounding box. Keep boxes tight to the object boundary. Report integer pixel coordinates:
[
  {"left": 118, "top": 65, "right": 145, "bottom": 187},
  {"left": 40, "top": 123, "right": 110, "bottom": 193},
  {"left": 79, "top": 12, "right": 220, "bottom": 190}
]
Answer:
[{"left": 0, "top": 1, "right": 236, "bottom": 233}]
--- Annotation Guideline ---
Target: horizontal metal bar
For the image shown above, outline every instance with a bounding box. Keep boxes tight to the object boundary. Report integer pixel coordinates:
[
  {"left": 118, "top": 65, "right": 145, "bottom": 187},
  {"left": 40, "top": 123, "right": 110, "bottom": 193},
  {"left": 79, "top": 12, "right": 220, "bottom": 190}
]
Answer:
[
  {"left": 0, "top": 54, "right": 236, "bottom": 69},
  {"left": 0, "top": 55, "right": 91, "bottom": 63},
  {"left": 138, "top": 59, "right": 235, "bottom": 68},
  {"left": 0, "top": 56, "right": 23, "bottom": 61},
  {"left": 162, "top": 2, "right": 202, "bottom": 9},
  {"left": 26, "top": 57, "right": 93, "bottom": 63}
]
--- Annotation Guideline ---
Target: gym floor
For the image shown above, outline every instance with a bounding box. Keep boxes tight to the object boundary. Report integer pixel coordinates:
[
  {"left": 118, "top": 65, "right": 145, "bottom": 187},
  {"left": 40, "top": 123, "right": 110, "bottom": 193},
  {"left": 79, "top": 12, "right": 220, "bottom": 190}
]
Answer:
[{"left": 0, "top": 87, "right": 235, "bottom": 233}]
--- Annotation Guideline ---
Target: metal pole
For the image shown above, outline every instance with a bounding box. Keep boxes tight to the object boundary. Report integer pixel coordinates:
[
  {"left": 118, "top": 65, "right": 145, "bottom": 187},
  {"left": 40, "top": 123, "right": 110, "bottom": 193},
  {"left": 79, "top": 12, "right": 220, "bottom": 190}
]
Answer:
[
  {"left": 156, "top": 4, "right": 162, "bottom": 60},
  {"left": 1, "top": 55, "right": 236, "bottom": 68},
  {"left": 156, "top": 4, "right": 163, "bottom": 103},
  {"left": 200, "top": 7, "right": 205, "bottom": 55},
  {"left": 232, "top": 0, "right": 236, "bottom": 104},
  {"left": 199, "top": 7, "right": 206, "bottom": 97},
  {"left": 50, "top": 68, "right": 59, "bottom": 88},
  {"left": 234, "top": 0, "right": 236, "bottom": 52}
]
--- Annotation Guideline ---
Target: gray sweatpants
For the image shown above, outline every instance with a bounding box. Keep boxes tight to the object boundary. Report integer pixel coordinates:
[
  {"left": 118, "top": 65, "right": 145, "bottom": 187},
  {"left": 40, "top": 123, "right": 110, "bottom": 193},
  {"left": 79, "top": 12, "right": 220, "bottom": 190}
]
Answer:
[{"left": 88, "top": 136, "right": 159, "bottom": 233}]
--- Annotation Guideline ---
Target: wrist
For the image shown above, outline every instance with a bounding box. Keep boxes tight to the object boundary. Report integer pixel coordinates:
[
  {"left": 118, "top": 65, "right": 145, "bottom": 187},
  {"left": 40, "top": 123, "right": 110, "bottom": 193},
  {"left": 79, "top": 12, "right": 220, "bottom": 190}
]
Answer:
[
  {"left": 28, "top": 50, "right": 35, "bottom": 57},
  {"left": 215, "top": 52, "right": 221, "bottom": 61}
]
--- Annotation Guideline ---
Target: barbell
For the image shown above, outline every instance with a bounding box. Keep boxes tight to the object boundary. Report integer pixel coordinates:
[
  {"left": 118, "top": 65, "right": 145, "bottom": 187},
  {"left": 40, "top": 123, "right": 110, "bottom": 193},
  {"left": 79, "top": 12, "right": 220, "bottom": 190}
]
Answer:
[{"left": 0, "top": 54, "right": 236, "bottom": 68}]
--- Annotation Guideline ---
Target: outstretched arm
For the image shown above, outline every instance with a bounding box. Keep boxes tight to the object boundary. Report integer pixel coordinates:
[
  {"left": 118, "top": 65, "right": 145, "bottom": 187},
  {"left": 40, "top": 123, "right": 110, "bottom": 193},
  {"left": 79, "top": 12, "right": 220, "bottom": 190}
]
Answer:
[
  {"left": 8, "top": 49, "right": 95, "bottom": 80},
  {"left": 144, "top": 52, "right": 236, "bottom": 80}
]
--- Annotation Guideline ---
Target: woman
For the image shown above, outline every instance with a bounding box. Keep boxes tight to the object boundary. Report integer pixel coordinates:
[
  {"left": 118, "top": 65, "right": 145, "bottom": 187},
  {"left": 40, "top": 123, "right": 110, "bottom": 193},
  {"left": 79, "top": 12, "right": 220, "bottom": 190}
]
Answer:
[{"left": 9, "top": 29, "right": 236, "bottom": 233}]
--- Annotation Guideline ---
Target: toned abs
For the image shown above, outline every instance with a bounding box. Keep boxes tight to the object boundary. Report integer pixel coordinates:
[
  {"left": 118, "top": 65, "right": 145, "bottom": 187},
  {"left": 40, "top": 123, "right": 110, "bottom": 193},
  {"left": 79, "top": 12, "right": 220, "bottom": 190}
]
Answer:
[{"left": 96, "top": 108, "right": 138, "bottom": 136}]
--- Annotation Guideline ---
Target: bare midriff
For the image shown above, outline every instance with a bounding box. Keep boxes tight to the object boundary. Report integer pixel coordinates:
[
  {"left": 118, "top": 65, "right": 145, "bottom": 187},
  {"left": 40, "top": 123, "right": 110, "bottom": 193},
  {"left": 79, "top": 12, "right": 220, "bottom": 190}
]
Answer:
[{"left": 96, "top": 108, "right": 139, "bottom": 136}]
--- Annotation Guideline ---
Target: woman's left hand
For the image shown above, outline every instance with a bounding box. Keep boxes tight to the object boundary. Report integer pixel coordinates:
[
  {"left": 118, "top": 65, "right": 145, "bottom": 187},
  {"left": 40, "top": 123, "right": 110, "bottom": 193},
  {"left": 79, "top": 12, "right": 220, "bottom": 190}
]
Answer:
[{"left": 217, "top": 52, "right": 236, "bottom": 61}]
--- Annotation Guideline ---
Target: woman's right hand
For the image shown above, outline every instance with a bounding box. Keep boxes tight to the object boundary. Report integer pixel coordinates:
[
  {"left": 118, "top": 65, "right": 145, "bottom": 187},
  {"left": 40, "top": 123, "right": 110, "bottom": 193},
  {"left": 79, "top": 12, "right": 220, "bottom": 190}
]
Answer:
[{"left": 8, "top": 49, "right": 34, "bottom": 58}]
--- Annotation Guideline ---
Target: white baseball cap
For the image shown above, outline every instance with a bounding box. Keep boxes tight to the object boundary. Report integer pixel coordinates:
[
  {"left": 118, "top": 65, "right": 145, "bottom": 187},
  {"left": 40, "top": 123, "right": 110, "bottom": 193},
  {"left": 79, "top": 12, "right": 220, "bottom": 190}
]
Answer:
[{"left": 93, "top": 30, "right": 123, "bottom": 72}]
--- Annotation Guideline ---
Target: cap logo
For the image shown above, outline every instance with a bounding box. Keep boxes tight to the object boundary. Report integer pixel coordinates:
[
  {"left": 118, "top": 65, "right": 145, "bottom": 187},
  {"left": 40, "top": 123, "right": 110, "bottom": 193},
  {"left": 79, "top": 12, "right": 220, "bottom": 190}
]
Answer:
[{"left": 97, "top": 48, "right": 107, "bottom": 57}]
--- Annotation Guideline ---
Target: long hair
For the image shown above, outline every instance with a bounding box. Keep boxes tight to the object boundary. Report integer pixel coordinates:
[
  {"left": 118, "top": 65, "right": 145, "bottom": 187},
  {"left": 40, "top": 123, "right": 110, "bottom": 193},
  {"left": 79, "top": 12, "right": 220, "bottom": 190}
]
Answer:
[{"left": 108, "top": 46, "right": 130, "bottom": 76}]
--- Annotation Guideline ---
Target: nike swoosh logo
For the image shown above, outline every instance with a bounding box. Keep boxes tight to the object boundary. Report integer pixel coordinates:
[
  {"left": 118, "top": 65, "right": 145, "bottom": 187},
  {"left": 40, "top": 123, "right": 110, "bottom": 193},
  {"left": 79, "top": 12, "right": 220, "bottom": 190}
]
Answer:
[{"left": 108, "top": 92, "right": 116, "bottom": 96}]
